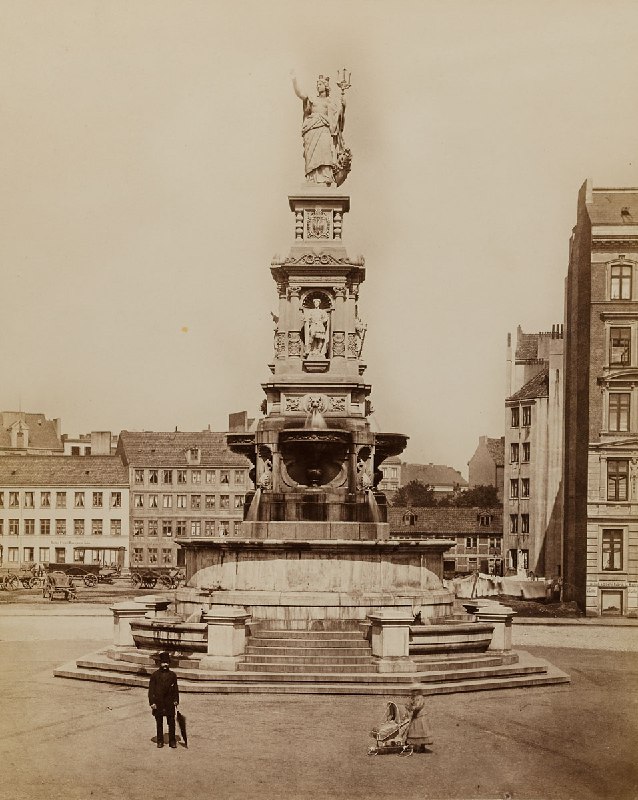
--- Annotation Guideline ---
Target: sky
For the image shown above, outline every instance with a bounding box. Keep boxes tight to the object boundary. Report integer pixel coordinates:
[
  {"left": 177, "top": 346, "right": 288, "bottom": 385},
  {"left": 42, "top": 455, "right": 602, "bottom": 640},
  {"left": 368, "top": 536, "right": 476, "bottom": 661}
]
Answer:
[{"left": 2, "top": 0, "right": 638, "bottom": 475}]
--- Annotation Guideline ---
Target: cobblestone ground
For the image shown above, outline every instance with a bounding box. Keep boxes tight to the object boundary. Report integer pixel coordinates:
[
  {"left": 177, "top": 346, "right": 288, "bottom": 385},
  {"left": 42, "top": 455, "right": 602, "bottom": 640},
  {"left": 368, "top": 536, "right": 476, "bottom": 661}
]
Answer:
[{"left": 0, "top": 611, "right": 637, "bottom": 800}]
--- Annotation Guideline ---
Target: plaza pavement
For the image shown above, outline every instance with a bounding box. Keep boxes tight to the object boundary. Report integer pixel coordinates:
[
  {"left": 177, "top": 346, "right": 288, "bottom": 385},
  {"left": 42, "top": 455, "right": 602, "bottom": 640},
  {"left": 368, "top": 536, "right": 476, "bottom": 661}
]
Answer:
[{"left": 0, "top": 605, "right": 637, "bottom": 800}]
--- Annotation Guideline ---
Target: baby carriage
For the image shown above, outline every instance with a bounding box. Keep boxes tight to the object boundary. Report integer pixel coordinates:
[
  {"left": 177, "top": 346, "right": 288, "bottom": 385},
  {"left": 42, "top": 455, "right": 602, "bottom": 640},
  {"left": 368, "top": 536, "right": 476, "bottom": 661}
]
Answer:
[{"left": 367, "top": 702, "right": 413, "bottom": 756}]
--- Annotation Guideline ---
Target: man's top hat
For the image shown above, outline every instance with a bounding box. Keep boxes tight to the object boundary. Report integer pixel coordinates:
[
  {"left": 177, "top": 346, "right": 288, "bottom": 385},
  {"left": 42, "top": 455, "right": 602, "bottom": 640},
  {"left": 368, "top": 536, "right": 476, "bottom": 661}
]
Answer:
[{"left": 159, "top": 651, "right": 171, "bottom": 664}]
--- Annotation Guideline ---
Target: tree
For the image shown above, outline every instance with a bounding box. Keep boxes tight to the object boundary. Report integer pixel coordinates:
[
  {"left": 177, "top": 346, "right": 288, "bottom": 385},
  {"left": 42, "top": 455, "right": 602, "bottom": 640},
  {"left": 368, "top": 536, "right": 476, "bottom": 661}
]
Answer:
[
  {"left": 449, "top": 484, "right": 501, "bottom": 508},
  {"left": 392, "top": 480, "right": 436, "bottom": 507}
]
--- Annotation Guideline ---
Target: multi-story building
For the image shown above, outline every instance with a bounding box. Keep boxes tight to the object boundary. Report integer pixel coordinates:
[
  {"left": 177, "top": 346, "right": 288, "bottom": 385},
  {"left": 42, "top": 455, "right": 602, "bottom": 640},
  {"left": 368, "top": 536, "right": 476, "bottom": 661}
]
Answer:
[
  {"left": 400, "top": 463, "right": 468, "bottom": 499},
  {"left": 564, "top": 181, "right": 638, "bottom": 617},
  {"left": 388, "top": 506, "right": 503, "bottom": 578},
  {"left": 0, "top": 456, "right": 129, "bottom": 568},
  {"left": 378, "top": 455, "right": 401, "bottom": 497},
  {"left": 116, "top": 431, "right": 251, "bottom": 568},
  {"left": 62, "top": 431, "right": 117, "bottom": 456},
  {"left": 0, "top": 412, "right": 63, "bottom": 456},
  {"left": 467, "top": 436, "right": 505, "bottom": 500},
  {"left": 503, "top": 326, "right": 564, "bottom": 579}
]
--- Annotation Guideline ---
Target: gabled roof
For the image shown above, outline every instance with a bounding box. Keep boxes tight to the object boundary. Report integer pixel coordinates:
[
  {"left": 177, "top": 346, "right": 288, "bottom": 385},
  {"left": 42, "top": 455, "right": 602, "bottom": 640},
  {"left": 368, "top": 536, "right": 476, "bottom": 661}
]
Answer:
[
  {"left": 508, "top": 367, "right": 549, "bottom": 402},
  {"left": 388, "top": 506, "right": 503, "bottom": 534},
  {"left": 0, "top": 456, "right": 128, "bottom": 487},
  {"left": 0, "top": 412, "right": 63, "bottom": 452},
  {"left": 116, "top": 431, "right": 250, "bottom": 469},
  {"left": 589, "top": 189, "right": 638, "bottom": 225},
  {"left": 515, "top": 331, "right": 541, "bottom": 361},
  {"left": 401, "top": 463, "right": 468, "bottom": 489},
  {"left": 484, "top": 437, "right": 504, "bottom": 467}
]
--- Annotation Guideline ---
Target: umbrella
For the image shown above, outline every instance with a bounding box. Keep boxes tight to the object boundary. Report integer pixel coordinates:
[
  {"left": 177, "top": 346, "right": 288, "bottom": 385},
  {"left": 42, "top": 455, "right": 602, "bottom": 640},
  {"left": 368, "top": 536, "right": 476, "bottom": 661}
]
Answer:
[{"left": 176, "top": 710, "right": 187, "bottom": 747}]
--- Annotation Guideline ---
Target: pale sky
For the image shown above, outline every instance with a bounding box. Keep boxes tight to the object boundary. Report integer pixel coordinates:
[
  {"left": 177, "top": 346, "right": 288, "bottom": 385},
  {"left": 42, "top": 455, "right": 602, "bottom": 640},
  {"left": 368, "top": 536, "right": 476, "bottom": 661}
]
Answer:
[{"left": 2, "top": 0, "right": 638, "bottom": 475}]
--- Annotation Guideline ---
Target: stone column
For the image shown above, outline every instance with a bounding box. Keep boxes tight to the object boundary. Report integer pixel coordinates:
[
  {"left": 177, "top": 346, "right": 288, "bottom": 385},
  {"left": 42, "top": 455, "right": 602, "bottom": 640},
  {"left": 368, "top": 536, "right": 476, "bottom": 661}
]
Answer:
[
  {"left": 368, "top": 610, "right": 417, "bottom": 673},
  {"left": 331, "top": 286, "right": 347, "bottom": 364},
  {"left": 110, "top": 601, "right": 147, "bottom": 647},
  {"left": 474, "top": 602, "right": 516, "bottom": 651},
  {"left": 287, "top": 286, "right": 303, "bottom": 364},
  {"left": 199, "top": 606, "right": 251, "bottom": 671}
]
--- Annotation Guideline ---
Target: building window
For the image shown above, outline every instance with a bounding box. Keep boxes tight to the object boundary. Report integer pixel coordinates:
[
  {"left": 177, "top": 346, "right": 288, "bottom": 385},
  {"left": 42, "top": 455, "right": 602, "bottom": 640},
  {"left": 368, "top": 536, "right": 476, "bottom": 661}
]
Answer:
[
  {"left": 91, "top": 520, "right": 103, "bottom": 536},
  {"left": 402, "top": 511, "right": 417, "bottom": 526},
  {"left": 602, "top": 529, "right": 623, "bottom": 571},
  {"left": 510, "top": 443, "right": 519, "bottom": 463},
  {"left": 511, "top": 408, "right": 519, "bottom": 428},
  {"left": 111, "top": 492, "right": 121, "bottom": 508},
  {"left": 233, "top": 521, "right": 241, "bottom": 535},
  {"left": 191, "top": 470, "right": 201, "bottom": 484},
  {"left": 74, "top": 519, "right": 85, "bottom": 536},
  {"left": 40, "top": 547, "right": 51, "bottom": 562},
  {"left": 74, "top": 492, "right": 85, "bottom": 508},
  {"left": 510, "top": 514, "right": 518, "bottom": 534},
  {"left": 40, "top": 519, "right": 51, "bottom": 536},
  {"left": 8, "top": 548, "right": 18, "bottom": 562},
  {"left": 0, "top": 492, "right": 3, "bottom": 508},
  {"left": 23, "top": 492, "right": 34, "bottom": 508},
  {"left": 162, "top": 521, "right": 173, "bottom": 537},
  {"left": 191, "top": 495, "right": 201, "bottom": 510},
  {"left": 148, "top": 548, "right": 158, "bottom": 565},
  {"left": 132, "top": 548, "right": 143, "bottom": 565},
  {"left": 92, "top": 492, "right": 103, "bottom": 508},
  {"left": 607, "top": 459, "right": 629, "bottom": 501},
  {"left": 234, "top": 470, "right": 245, "bottom": 485},
  {"left": 609, "top": 327, "right": 631, "bottom": 365},
  {"left": 522, "top": 406, "right": 531, "bottom": 426},
  {"left": 522, "top": 442, "right": 530, "bottom": 462},
  {"left": 478, "top": 514, "right": 493, "bottom": 527},
  {"left": 148, "top": 520, "right": 158, "bottom": 536},
  {"left": 177, "top": 470, "right": 187, "bottom": 484},
  {"left": 177, "top": 495, "right": 187, "bottom": 509},
  {"left": 133, "top": 520, "right": 144, "bottom": 536},
  {"left": 149, "top": 470, "right": 158, "bottom": 484},
  {"left": 521, "top": 514, "right": 529, "bottom": 533},
  {"left": 24, "top": 519, "right": 35, "bottom": 535},
  {"left": 41, "top": 492, "right": 51, "bottom": 508},
  {"left": 488, "top": 536, "right": 499, "bottom": 550},
  {"left": 190, "top": 520, "right": 201, "bottom": 537},
  {"left": 608, "top": 394, "right": 630, "bottom": 432},
  {"left": 205, "top": 495, "right": 216, "bottom": 510},
  {"left": 465, "top": 536, "right": 477, "bottom": 548},
  {"left": 204, "top": 520, "right": 215, "bottom": 536},
  {"left": 510, "top": 479, "right": 519, "bottom": 499},
  {"left": 163, "top": 470, "right": 173, "bottom": 484},
  {"left": 161, "top": 548, "right": 173, "bottom": 566},
  {"left": 162, "top": 495, "right": 172, "bottom": 509},
  {"left": 0, "top": 519, "right": 3, "bottom": 535},
  {"left": 610, "top": 264, "right": 632, "bottom": 300},
  {"left": 111, "top": 519, "right": 121, "bottom": 536},
  {"left": 521, "top": 478, "right": 530, "bottom": 498},
  {"left": 220, "top": 495, "right": 230, "bottom": 510},
  {"left": 218, "top": 520, "right": 230, "bottom": 536},
  {"left": 234, "top": 495, "right": 245, "bottom": 509},
  {"left": 9, "top": 492, "right": 19, "bottom": 508},
  {"left": 205, "top": 470, "right": 216, "bottom": 484},
  {"left": 134, "top": 469, "right": 144, "bottom": 484},
  {"left": 176, "top": 520, "right": 186, "bottom": 536},
  {"left": 56, "top": 491, "right": 66, "bottom": 508},
  {"left": 134, "top": 495, "right": 144, "bottom": 508},
  {"left": 9, "top": 519, "right": 19, "bottom": 535},
  {"left": 23, "top": 546, "right": 35, "bottom": 562},
  {"left": 220, "top": 470, "right": 230, "bottom": 485},
  {"left": 148, "top": 494, "right": 158, "bottom": 509},
  {"left": 55, "top": 519, "right": 66, "bottom": 536}
]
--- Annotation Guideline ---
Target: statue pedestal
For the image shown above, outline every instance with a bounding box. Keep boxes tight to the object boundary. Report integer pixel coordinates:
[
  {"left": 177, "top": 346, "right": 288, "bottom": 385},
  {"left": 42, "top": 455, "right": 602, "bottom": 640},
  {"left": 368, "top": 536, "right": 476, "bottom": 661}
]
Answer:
[
  {"left": 368, "top": 610, "right": 417, "bottom": 673},
  {"left": 475, "top": 603, "right": 516, "bottom": 651},
  {"left": 110, "top": 602, "right": 147, "bottom": 646},
  {"left": 199, "top": 606, "right": 251, "bottom": 671}
]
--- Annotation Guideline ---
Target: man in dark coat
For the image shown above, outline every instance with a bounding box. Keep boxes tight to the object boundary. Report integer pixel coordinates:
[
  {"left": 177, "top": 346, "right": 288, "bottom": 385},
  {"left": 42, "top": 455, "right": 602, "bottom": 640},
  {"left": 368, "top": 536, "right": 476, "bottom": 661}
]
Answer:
[{"left": 148, "top": 651, "right": 179, "bottom": 748}]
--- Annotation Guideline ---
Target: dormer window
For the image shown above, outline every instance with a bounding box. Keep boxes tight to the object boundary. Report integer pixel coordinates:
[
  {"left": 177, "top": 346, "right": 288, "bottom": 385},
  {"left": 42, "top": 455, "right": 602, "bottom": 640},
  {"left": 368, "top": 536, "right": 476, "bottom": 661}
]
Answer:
[
  {"left": 478, "top": 513, "right": 492, "bottom": 527},
  {"left": 402, "top": 511, "right": 417, "bottom": 526},
  {"left": 186, "top": 447, "right": 201, "bottom": 466}
]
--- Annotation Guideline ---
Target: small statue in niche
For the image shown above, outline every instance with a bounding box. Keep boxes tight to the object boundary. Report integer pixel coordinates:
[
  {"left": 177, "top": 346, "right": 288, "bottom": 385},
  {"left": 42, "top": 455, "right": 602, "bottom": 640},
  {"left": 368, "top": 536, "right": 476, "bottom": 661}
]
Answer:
[
  {"left": 258, "top": 458, "right": 273, "bottom": 490},
  {"left": 355, "top": 316, "right": 367, "bottom": 357},
  {"left": 304, "top": 299, "right": 329, "bottom": 359},
  {"left": 356, "top": 457, "right": 373, "bottom": 490}
]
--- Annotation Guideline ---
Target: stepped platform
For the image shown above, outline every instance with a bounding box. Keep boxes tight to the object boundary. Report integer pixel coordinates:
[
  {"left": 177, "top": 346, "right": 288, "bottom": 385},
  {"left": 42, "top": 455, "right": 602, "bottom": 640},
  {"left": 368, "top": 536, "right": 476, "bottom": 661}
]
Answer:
[{"left": 54, "top": 624, "right": 570, "bottom": 695}]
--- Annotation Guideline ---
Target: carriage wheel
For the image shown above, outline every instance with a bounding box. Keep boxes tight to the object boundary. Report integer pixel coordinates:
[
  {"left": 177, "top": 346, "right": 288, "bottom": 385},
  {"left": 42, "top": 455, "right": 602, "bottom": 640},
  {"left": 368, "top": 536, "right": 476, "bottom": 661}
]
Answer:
[
  {"left": 159, "top": 575, "right": 172, "bottom": 588},
  {"left": 84, "top": 574, "right": 97, "bottom": 587},
  {"left": 6, "top": 575, "right": 20, "bottom": 591},
  {"left": 26, "top": 577, "right": 37, "bottom": 588},
  {"left": 132, "top": 574, "right": 142, "bottom": 588}
]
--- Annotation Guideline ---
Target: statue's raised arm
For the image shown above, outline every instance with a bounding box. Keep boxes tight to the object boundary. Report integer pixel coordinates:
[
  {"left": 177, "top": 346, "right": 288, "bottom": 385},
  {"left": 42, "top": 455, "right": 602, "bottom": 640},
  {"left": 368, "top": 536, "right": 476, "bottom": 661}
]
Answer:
[{"left": 291, "top": 68, "right": 352, "bottom": 187}]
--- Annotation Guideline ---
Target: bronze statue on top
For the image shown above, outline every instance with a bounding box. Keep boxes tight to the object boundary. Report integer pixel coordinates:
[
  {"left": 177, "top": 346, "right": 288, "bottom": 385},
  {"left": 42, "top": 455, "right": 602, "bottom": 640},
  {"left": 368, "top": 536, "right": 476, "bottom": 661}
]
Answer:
[{"left": 291, "top": 68, "right": 352, "bottom": 187}]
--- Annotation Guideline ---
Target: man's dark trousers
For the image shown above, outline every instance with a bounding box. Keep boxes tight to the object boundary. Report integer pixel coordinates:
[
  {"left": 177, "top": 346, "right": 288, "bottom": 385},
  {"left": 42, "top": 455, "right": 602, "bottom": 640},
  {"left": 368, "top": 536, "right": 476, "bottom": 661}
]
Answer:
[{"left": 154, "top": 707, "right": 176, "bottom": 746}]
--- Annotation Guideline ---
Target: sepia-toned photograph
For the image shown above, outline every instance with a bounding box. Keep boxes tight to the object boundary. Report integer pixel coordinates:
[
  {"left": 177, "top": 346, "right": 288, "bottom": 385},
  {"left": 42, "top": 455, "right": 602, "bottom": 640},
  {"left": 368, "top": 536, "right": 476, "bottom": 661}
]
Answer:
[{"left": 1, "top": 2, "right": 637, "bottom": 799}]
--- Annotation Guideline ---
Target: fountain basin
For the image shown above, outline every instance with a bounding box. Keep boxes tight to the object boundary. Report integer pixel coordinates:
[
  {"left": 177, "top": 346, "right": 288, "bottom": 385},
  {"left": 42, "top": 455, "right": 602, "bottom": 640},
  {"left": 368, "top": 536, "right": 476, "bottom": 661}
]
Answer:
[{"left": 130, "top": 618, "right": 207, "bottom": 653}]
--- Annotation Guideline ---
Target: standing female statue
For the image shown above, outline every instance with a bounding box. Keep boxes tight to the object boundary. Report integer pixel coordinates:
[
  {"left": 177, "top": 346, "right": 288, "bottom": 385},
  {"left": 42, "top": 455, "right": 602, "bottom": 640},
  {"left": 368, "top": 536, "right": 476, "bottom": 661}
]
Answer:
[{"left": 291, "top": 70, "right": 351, "bottom": 186}]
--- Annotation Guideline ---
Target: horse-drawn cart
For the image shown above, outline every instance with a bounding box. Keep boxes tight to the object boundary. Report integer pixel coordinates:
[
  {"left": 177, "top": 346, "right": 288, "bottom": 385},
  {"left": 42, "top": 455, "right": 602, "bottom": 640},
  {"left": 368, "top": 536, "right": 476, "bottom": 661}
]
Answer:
[{"left": 130, "top": 567, "right": 186, "bottom": 589}]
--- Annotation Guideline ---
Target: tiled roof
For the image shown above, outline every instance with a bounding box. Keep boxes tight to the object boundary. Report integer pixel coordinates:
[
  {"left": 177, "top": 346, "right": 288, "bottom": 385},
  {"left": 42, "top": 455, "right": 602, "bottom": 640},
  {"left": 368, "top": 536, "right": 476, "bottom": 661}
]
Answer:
[
  {"left": 484, "top": 437, "right": 505, "bottom": 466},
  {"left": 589, "top": 190, "right": 638, "bottom": 225},
  {"left": 515, "top": 331, "right": 540, "bottom": 361},
  {"left": 116, "top": 431, "right": 250, "bottom": 468},
  {"left": 388, "top": 506, "right": 503, "bottom": 534},
  {"left": 401, "top": 463, "right": 468, "bottom": 489},
  {"left": 0, "top": 456, "right": 128, "bottom": 487},
  {"left": 508, "top": 367, "right": 549, "bottom": 402},
  {"left": 0, "top": 412, "right": 63, "bottom": 452}
]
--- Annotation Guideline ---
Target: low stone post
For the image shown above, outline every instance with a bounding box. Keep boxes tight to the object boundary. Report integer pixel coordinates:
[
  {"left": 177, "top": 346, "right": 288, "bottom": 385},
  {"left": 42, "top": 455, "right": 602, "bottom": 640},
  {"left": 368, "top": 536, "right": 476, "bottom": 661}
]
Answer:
[
  {"left": 199, "top": 606, "right": 251, "bottom": 671},
  {"left": 367, "top": 610, "right": 417, "bottom": 673},
  {"left": 134, "top": 596, "right": 172, "bottom": 618},
  {"left": 475, "top": 602, "right": 516, "bottom": 651},
  {"left": 110, "top": 601, "right": 147, "bottom": 647}
]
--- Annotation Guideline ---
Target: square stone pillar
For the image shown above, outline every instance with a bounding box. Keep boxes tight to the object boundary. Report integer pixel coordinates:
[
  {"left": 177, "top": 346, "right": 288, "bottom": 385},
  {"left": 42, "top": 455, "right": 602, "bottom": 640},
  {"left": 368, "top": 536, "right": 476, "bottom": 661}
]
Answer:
[
  {"left": 199, "top": 606, "right": 251, "bottom": 671},
  {"left": 110, "top": 601, "right": 147, "bottom": 646},
  {"left": 474, "top": 603, "right": 516, "bottom": 651},
  {"left": 367, "top": 610, "right": 417, "bottom": 673}
]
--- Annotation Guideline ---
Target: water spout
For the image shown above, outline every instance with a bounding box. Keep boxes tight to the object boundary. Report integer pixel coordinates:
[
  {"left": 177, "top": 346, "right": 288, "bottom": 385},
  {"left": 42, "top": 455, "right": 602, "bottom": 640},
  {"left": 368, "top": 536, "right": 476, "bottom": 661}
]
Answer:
[
  {"left": 366, "top": 489, "right": 381, "bottom": 523},
  {"left": 304, "top": 409, "right": 327, "bottom": 429},
  {"left": 245, "top": 488, "right": 262, "bottom": 521}
]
